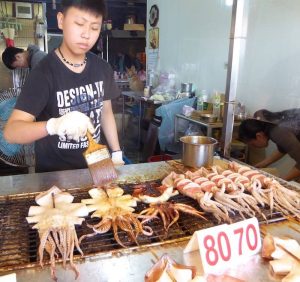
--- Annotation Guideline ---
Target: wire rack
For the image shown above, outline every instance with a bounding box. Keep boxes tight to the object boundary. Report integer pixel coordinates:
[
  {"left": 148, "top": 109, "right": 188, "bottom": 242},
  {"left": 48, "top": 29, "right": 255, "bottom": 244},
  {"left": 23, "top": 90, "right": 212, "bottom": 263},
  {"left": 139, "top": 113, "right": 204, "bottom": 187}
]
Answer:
[{"left": 0, "top": 181, "right": 286, "bottom": 273}]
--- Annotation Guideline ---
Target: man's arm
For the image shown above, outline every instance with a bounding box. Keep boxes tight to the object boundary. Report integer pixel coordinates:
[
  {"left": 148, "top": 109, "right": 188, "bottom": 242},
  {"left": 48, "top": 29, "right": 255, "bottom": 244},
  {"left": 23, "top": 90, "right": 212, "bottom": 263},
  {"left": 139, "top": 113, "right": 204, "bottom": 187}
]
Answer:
[
  {"left": 101, "top": 100, "right": 121, "bottom": 152},
  {"left": 283, "top": 166, "right": 300, "bottom": 181},
  {"left": 254, "top": 149, "right": 284, "bottom": 168},
  {"left": 4, "top": 109, "right": 48, "bottom": 144}
]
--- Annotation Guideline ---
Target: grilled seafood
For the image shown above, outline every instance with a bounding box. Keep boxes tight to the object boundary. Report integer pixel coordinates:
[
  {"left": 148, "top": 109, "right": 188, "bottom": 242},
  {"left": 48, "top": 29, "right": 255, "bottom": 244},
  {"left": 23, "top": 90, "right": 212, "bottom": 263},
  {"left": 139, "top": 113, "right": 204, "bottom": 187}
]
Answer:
[
  {"left": 193, "top": 167, "right": 267, "bottom": 221},
  {"left": 145, "top": 254, "right": 197, "bottom": 282},
  {"left": 26, "top": 186, "right": 88, "bottom": 281},
  {"left": 161, "top": 161, "right": 300, "bottom": 222},
  {"left": 140, "top": 201, "right": 207, "bottom": 231},
  {"left": 262, "top": 234, "right": 300, "bottom": 280},
  {"left": 80, "top": 185, "right": 153, "bottom": 248},
  {"left": 228, "top": 161, "right": 300, "bottom": 218},
  {"left": 162, "top": 171, "right": 231, "bottom": 222},
  {"left": 132, "top": 182, "right": 178, "bottom": 204}
]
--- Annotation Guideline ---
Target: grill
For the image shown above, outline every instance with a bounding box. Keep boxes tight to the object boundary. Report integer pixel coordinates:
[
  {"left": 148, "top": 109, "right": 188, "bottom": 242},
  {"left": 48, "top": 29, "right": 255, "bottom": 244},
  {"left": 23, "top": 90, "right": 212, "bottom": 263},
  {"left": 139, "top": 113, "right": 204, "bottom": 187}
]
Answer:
[{"left": 0, "top": 181, "right": 287, "bottom": 273}]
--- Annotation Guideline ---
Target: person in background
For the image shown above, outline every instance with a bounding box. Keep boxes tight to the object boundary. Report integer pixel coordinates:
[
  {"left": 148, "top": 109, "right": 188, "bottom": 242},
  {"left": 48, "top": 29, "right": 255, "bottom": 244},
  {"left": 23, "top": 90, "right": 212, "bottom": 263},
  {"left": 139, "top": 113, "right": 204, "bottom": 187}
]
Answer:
[
  {"left": 4, "top": 0, "right": 124, "bottom": 173},
  {"left": 0, "top": 46, "right": 46, "bottom": 169},
  {"left": 238, "top": 110, "right": 300, "bottom": 181},
  {"left": 2, "top": 45, "right": 47, "bottom": 70},
  {"left": 126, "top": 46, "right": 143, "bottom": 72},
  {"left": 114, "top": 46, "right": 143, "bottom": 75}
]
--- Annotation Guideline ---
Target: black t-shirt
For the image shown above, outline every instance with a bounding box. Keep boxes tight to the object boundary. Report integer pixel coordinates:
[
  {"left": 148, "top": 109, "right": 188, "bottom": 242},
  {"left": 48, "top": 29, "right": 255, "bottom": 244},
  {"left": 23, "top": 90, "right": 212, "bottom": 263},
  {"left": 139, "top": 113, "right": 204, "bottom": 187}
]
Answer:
[{"left": 15, "top": 50, "right": 120, "bottom": 172}]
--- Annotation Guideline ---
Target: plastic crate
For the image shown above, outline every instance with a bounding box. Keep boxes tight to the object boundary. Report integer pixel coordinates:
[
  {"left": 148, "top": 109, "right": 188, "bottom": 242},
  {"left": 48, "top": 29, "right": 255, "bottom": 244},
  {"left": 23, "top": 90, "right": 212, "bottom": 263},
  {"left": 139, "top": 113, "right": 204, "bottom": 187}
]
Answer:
[{"left": 147, "top": 154, "right": 173, "bottom": 162}]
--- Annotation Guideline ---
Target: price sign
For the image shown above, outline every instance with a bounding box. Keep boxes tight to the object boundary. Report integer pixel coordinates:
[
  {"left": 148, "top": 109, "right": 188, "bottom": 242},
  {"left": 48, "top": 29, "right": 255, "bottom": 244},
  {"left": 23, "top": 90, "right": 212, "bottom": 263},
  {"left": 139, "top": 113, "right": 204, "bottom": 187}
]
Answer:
[{"left": 184, "top": 217, "right": 261, "bottom": 273}]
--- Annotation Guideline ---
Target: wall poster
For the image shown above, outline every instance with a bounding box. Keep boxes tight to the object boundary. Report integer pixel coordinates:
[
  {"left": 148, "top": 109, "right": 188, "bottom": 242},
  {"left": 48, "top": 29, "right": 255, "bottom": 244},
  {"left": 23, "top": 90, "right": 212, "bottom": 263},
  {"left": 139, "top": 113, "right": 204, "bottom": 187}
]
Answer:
[{"left": 149, "top": 27, "right": 159, "bottom": 49}]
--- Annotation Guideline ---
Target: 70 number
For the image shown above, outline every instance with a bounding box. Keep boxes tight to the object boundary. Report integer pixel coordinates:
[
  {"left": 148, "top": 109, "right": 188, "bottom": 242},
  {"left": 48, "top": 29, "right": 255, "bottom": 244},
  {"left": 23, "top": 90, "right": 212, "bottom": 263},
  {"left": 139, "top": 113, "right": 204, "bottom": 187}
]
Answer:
[{"left": 203, "top": 223, "right": 258, "bottom": 266}]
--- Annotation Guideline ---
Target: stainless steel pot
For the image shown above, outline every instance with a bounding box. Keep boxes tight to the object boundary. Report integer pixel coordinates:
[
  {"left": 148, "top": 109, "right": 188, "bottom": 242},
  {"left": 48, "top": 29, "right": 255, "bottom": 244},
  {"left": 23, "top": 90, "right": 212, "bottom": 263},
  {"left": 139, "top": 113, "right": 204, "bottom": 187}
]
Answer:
[
  {"left": 181, "top": 83, "right": 193, "bottom": 93},
  {"left": 180, "top": 135, "right": 218, "bottom": 168},
  {"left": 200, "top": 113, "right": 218, "bottom": 123}
]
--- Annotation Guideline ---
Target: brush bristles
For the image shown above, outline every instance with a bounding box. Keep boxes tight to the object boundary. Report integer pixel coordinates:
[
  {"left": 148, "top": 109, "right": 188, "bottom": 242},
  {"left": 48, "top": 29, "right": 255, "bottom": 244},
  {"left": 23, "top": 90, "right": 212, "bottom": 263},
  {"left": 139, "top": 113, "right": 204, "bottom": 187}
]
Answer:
[{"left": 88, "top": 158, "right": 118, "bottom": 186}]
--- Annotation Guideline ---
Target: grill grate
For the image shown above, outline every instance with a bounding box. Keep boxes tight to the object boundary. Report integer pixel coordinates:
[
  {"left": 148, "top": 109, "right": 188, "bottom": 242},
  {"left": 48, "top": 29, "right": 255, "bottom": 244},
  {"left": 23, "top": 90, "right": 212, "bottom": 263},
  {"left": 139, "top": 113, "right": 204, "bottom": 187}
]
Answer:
[{"left": 0, "top": 181, "right": 285, "bottom": 272}]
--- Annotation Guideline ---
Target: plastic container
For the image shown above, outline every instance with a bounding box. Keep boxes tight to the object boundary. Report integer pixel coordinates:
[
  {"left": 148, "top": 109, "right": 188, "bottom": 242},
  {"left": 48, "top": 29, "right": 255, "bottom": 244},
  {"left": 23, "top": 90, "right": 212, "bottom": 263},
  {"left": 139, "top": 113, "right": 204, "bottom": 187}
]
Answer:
[
  {"left": 147, "top": 154, "right": 173, "bottom": 162},
  {"left": 181, "top": 83, "right": 193, "bottom": 93}
]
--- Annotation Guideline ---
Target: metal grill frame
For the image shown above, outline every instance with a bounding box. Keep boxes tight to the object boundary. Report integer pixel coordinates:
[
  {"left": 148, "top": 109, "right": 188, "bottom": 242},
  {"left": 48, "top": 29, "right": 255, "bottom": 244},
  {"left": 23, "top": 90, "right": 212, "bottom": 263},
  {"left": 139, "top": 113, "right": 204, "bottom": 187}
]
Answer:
[{"left": 0, "top": 180, "right": 288, "bottom": 273}]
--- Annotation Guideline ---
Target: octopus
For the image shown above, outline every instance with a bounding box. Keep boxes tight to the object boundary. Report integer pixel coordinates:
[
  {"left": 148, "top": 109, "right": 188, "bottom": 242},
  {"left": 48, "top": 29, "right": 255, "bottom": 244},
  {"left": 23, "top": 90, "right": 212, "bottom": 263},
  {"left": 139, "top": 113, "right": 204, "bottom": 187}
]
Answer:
[
  {"left": 26, "top": 186, "right": 89, "bottom": 281},
  {"left": 80, "top": 184, "right": 153, "bottom": 248},
  {"left": 140, "top": 201, "right": 207, "bottom": 231},
  {"left": 133, "top": 181, "right": 206, "bottom": 231}
]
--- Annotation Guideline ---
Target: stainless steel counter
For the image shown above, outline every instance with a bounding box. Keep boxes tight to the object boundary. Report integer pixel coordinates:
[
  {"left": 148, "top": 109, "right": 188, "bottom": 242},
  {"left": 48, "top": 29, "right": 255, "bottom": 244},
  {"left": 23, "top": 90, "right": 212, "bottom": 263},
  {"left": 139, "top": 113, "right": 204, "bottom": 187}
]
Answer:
[
  {"left": 0, "top": 162, "right": 173, "bottom": 196},
  {"left": 3, "top": 220, "right": 300, "bottom": 282},
  {"left": 0, "top": 161, "right": 299, "bottom": 281}
]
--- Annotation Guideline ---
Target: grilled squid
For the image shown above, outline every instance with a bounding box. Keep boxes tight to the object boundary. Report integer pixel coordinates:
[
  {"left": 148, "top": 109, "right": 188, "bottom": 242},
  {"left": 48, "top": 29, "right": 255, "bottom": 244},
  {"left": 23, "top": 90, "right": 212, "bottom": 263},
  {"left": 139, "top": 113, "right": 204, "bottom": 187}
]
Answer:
[
  {"left": 80, "top": 185, "right": 153, "bottom": 248},
  {"left": 26, "top": 186, "right": 88, "bottom": 281}
]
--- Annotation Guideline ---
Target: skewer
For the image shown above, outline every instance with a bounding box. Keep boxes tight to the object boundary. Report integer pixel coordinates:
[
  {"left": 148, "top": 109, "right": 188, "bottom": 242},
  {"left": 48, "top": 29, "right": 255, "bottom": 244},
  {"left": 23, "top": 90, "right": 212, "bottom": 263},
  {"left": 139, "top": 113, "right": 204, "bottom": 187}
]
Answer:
[
  {"left": 286, "top": 215, "right": 300, "bottom": 224},
  {"left": 149, "top": 247, "right": 160, "bottom": 264},
  {"left": 276, "top": 242, "right": 300, "bottom": 262},
  {"left": 52, "top": 192, "right": 55, "bottom": 208},
  {"left": 260, "top": 227, "right": 267, "bottom": 237}
]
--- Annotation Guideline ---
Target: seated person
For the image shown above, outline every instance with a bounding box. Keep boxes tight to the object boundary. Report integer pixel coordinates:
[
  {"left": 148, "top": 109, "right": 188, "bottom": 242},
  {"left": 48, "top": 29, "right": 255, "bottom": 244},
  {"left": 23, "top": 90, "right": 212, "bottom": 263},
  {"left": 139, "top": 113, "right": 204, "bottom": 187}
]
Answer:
[
  {"left": 2, "top": 45, "right": 46, "bottom": 70},
  {"left": 239, "top": 109, "right": 300, "bottom": 181}
]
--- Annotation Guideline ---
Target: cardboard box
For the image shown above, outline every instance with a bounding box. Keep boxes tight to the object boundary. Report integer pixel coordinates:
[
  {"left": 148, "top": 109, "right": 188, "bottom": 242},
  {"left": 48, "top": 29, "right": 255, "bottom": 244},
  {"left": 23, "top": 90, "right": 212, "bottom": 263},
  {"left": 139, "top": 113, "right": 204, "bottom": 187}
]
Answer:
[{"left": 123, "top": 24, "right": 145, "bottom": 31}]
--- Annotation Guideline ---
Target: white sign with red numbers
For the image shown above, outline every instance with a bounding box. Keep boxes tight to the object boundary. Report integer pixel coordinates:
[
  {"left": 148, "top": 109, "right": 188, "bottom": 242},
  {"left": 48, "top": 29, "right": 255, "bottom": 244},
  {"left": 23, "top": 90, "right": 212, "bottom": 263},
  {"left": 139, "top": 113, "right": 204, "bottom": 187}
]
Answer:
[{"left": 183, "top": 217, "right": 261, "bottom": 273}]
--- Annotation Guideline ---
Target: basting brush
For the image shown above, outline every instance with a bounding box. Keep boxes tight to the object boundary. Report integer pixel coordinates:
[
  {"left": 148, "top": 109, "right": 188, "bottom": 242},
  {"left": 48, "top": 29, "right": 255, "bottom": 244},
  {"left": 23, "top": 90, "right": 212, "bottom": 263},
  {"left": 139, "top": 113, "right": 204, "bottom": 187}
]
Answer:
[{"left": 83, "top": 132, "right": 118, "bottom": 186}]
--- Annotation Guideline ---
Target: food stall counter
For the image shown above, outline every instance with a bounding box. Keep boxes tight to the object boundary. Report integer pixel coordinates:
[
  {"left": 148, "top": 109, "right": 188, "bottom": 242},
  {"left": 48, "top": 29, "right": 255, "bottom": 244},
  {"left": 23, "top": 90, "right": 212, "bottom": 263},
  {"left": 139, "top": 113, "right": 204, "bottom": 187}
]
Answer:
[{"left": 0, "top": 160, "right": 299, "bottom": 281}]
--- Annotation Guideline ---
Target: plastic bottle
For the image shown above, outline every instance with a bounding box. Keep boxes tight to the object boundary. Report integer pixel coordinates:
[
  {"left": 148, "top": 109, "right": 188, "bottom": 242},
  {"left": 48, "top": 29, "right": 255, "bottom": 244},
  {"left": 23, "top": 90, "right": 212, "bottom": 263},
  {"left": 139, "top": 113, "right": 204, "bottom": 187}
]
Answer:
[
  {"left": 213, "top": 91, "right": 221, "bottom": 120},
  {"left": 203, "top": 91, "right": 209, "bottom": 110},
  {"left": 196, "top": 90, "right": 207, "bottom": 111}
]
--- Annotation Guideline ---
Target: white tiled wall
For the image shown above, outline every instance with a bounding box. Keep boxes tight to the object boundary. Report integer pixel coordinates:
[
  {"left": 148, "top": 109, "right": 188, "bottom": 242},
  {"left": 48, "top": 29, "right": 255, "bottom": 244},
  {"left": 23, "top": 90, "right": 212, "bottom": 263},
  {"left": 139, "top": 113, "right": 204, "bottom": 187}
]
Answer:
[
  {"left": 146, "top": 0, "right": 232, "bottom": 96},
  {"left": 234, "top": 0, "right": 300, "bottom": 176}
]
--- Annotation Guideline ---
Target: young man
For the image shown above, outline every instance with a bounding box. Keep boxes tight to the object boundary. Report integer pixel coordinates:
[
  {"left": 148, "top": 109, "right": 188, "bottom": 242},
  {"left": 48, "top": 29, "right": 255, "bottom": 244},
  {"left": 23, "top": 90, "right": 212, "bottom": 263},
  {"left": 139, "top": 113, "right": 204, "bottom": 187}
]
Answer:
[
  {"left": 2, "top": 45, "right": 47, "bottom": 70},
  {"left": 4, "top": 0, "right": 124, "bottom": 172},
  {"left": 239, "top": 118, "right": 300, "bottom": 181}
]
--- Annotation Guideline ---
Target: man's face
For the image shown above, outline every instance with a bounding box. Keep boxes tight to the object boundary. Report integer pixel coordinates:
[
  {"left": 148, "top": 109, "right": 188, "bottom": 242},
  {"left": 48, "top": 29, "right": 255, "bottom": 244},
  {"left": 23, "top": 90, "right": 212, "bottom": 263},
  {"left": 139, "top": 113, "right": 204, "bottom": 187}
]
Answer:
[
  {"left": 247, "top": 132, "right": 269, "bottom": 148},
  {"left": 57, "top": 7, "right": 102, "bottom": 56},
  {"left": 12, "top": 53, "right": 28, "bottom": 68}
]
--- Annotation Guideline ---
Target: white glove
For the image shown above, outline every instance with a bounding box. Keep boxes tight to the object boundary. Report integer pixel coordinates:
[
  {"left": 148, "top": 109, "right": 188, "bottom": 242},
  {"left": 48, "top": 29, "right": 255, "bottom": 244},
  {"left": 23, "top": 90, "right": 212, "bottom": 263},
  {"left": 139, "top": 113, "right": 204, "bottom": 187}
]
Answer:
[
  {"left": 46, "top": 111, "right": 95, "bottom": 142},
  {"left": 111, "top": 150, "right": 125, "bottom": 166}
]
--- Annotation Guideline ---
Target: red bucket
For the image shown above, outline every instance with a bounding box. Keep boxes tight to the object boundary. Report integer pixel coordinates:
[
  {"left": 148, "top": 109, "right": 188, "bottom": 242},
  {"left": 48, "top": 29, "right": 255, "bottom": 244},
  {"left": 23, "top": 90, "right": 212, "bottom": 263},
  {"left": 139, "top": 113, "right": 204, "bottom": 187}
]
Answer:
[{"left": 147, "top": 154, "right": 173, "bottom": 162}]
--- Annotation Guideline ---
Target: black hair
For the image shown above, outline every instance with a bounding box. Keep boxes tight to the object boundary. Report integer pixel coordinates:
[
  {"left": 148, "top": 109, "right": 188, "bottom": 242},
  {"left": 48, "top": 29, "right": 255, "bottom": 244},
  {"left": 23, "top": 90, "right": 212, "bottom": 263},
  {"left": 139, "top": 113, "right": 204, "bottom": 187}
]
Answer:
[
  {"left": 61, "top": 0, "right": 106, "bottom": 18},
  {"left": 238, "top": 119, "right": 274, "bottom": 142},
  {"left": 2, "top": 47, "right": 24, "bottom": 70}
]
